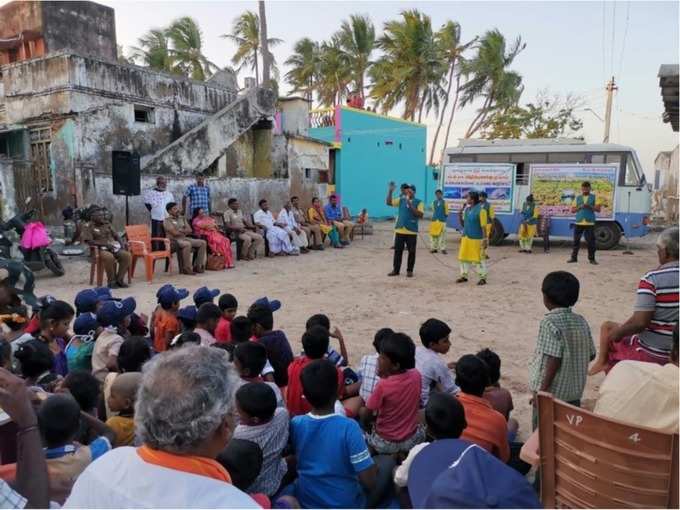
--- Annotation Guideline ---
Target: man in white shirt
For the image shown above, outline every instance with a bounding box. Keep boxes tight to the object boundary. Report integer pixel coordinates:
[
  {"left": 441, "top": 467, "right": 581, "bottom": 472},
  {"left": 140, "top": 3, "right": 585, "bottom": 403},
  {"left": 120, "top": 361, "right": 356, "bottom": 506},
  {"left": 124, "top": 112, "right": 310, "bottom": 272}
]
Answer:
[
  {"left": 143, "top": 176, "right": 174, "bottom": 249},
  {"left": 278, "top": 200, "right": 309, "bottom": 253},
  {"left": 253, "top": 199, "right": 298, "bottom": 256}
]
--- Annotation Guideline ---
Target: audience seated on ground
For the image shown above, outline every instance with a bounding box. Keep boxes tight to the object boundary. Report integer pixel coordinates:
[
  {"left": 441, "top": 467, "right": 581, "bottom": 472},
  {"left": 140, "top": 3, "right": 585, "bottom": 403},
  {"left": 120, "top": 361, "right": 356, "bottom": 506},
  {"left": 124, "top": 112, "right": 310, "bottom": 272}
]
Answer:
[
  {"left": 357, "top": 328, "right": 393, "bottom": 405},
  {"left": 105, "top": 372, "right": 142, "bottom": 447},
  {"left": 415, "top": 318, "right": 458, "bottom": 406},
  {"left": 247, "top": 303, "right": 293, "bottom": 388},
  {"left": 232, "top": 342, "right": 284, "bottom": 408}
]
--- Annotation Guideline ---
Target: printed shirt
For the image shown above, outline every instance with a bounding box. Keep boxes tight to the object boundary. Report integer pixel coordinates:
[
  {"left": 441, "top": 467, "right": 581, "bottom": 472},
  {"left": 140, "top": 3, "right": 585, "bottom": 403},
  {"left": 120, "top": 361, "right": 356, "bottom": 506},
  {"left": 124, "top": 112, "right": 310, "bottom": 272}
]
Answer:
[
  {"left": 415, "top": 346, "right": 459, "bottom": 407},
  {"left": 0, "top": 479, "right": 25, "bottom": 509},
  {"left": 290, "top": 413, "right": 374, "bottom": 509},
  {"left": 184, "top": 185, "right": 211, "bottom": 213},
  {"left": 253, "top": 210, "right": 275, "bottom": 230},
  {"left": 92, "top": 329, "right": 124, "bottom": 381},
  {"left": 594, "top": 360, "right": 679, "bottom": 433},
  {"left": 391, "top": 198, "right": 425, "bottom": 235},
  {"left": 233, "top": 407, "right": 290, "bottom": 496},
  {"left": 634, "top": 261, "right": 679, "bottom": 355},
  {"left": 366, "top": 369, "right": 421, "bottom": 442},
  {"left": 457, "top": 392, "right": 510, "bottom": 462},
  {"left": 143, "top": 188, "right": 175, "bottom": 221},
  {"left": 528, "top": 307, "right": 596, "bottom": 402},
  {"left": 324, "top": 203, "right": 343, "bottom": 222},
  {"left": 286, "top": 356, "right": 344, "bottom": 416},
  {"left": 277, "top": 209, "right": 299, "bottom": 230},
  {"left": 358, "top": 353, "right": 379, "bottom": 402},
  {"left": 224, "top": 209, "right": 246, "bottom": 230}
]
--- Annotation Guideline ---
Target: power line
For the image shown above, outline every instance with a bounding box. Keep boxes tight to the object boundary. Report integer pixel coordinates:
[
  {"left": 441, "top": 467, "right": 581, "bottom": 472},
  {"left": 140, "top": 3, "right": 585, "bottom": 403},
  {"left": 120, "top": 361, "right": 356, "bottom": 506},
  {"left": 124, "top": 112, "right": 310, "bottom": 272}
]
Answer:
[
  {"left": 618, "top": 0, "right": 631, "bottom": 78},
  {"left": 610, "top": 1, "right": 617, "bottom": 76}
]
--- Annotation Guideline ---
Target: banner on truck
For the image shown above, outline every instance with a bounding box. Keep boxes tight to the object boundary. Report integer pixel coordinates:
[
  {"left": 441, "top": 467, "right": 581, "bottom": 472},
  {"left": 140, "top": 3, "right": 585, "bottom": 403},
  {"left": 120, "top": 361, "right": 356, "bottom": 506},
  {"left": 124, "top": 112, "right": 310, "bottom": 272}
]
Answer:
[
  {"left": 530, "top": 164, "right": 617, "bottom": 220},
  {"left": 442, "top": 163, "right": 515, "bottom": 213}
]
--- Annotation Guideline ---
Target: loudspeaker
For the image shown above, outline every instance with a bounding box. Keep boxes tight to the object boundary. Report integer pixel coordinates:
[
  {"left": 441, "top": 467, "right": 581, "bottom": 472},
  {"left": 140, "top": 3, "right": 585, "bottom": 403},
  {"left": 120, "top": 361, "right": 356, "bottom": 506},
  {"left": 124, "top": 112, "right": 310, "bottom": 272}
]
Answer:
[{"left": 112, "top": 151, "right": 141, "bottom": 196}]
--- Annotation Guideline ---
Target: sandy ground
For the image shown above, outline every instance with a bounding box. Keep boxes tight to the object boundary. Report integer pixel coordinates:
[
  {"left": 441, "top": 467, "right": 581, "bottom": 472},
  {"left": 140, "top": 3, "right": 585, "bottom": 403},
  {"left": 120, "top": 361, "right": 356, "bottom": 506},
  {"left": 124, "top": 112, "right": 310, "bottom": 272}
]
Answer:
[{"left": 35, "top": 221, "right": 659, "bottom": 438}]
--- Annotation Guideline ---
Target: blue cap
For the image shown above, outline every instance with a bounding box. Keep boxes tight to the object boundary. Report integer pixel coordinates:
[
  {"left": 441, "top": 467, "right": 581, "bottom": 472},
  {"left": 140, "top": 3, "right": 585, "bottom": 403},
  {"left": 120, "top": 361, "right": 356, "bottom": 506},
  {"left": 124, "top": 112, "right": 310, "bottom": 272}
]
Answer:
[
  {"left": 253, "top": 297, "right": 281, "bottom": 312},
  {"left": 177, "top": 305, "right": 198, "bottom": 322},
  {"left": 96, "top": 297, "right": 136, "bottom": 327},
  {"left": 73, "top": 312, "right": 100, "bottom": 335},
  {"left": 409, "top": 440, "right": 541, "bottom": 509},
  {"left": 33, "top": 295, "right": 56, "bottom": 312},
  {"left": 74, "top": 289, "right": 101, "bottom": 314},
  {"left": 94, "top": 287, "right": 113, "bottom": 299},
  {"left": 157, "top": 285, "right": 189, "bottom": 307},
  {"left": 193, "top": 287, "right": 220, "bottom": 306}
]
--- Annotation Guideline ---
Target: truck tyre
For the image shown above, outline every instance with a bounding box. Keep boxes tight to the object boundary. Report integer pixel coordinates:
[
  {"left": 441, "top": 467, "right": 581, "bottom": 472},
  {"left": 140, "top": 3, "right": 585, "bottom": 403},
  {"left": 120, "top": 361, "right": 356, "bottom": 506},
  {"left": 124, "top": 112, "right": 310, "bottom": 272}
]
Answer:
[
  {"left": 594, "top": 222, "right": 621, "bottom": 250},
  {"left": 44, "top": 248, "right": 65, "bottom": 276},
  {"left": 489, "top": 218, "right": 505, "bottom": 246}
]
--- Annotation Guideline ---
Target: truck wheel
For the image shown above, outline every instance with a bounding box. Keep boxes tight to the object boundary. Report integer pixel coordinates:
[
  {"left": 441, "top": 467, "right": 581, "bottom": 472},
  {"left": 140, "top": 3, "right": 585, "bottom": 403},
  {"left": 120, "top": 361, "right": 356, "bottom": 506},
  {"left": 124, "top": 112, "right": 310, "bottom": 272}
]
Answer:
[
  {"left": 44, "top": 248, "right": 65, "bottom": 276},
  {"left": 489, "top": 218, "right": 505, "bottom": 246},
  {"left": 594, "top": 223, "right": 621, "bottom": 250}
]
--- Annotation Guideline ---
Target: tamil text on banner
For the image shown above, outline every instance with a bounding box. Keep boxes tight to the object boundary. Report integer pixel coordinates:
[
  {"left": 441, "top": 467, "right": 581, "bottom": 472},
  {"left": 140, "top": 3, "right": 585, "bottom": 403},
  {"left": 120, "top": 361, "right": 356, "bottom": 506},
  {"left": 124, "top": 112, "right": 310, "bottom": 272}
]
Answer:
[
  {"left": 442, "top": 163, "right": 515, "bottom": 213},
  {"left": 529, "top": 164, "right": 617, "bottom": 219}
]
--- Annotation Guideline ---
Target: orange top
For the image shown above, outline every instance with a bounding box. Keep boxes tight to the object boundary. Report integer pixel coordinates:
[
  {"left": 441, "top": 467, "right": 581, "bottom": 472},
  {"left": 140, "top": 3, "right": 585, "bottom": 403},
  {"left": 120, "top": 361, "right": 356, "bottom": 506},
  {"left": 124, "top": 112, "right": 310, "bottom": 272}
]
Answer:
[
  {"left": 137, "top": 445, "right": 231, "bottom": 483},
  {"left": 458, "top": 392, "right": 510, "bottom": 462},
  {"left": 153, "top": 309, "right": 179, "bottom": 352}
]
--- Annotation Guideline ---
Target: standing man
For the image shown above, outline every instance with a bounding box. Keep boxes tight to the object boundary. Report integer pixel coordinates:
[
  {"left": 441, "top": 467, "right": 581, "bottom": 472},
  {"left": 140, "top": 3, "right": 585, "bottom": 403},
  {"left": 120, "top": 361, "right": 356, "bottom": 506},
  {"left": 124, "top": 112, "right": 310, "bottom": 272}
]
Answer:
[
  {"left": 182, "top": 173, "right": 211, "bottom": 217},
  {"left": 163, "top": 202, "right": 207, "bottom": 274},
  {"left": 143, "top": 176, "right": 174, "bottom": 249},
  {"left": 324, "top": 194, "right": 354, "bottom": 245},
  {"left": 386, "top": 182, "right": 424, "bottom": 278},
  {"left": 80, "top": 210, "right": 131, "bottom": 288},
  {"left": 223, "top": 198, "right": 264, "bottom": 260},
  {"left": 278, "top": 201, "right": 310, "bottom": 253},
  {"left": 253, "top": 199, "right": 299, "bottom": 256},
  {"left": 429, "top": 189, "right": 449, "bottom": 254},
  {"left": 568, "top": 181, "right": 601, "bottom": 265},
  {"left": 291, "top": 196, "right": 323, "bottom": 250}
]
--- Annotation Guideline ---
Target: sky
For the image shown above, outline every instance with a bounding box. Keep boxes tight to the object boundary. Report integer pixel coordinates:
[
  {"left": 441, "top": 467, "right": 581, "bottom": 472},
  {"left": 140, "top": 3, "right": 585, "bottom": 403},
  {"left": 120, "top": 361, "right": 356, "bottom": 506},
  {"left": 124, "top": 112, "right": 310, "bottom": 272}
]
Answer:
[{"left": 49, "top": 1, "right": 680, "bottom": 175}]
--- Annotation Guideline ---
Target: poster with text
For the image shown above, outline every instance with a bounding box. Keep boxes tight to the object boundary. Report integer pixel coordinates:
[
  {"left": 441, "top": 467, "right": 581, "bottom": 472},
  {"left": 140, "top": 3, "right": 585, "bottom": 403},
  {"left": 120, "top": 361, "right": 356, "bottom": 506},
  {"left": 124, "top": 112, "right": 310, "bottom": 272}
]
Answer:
[
  {"left": 442, "top": 163, "right": 515, "bottom": 213},
  {"left": 529, "top": 164, "right": 617, "bottom": 219}
]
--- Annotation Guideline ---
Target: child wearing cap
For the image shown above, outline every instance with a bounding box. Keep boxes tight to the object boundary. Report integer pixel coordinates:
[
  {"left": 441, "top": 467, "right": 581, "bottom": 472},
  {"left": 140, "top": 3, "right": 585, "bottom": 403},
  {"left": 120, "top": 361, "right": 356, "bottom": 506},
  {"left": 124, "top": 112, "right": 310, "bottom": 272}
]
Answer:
[
  {"left": 215, "top": 293, "right": 238, "bottom": 343},
  {"left": 416, "top": 318, "right": 459, "bottom": 406},
  {"left": 106, "top": 372, "right": 142, "bottom": 447},
  {"left": 194, "top": 303, "right": 221, "bottom": 346},
  {"left": 361, "top": 332, "right": 424, "bottom": 455},
  {"left": 177, "top": 306, "right": 197, "bottom": 332},
  {"left": 232, "top": 342, "right": 283, "bottom": 408},
  {"left": 65, "top": 313, "right": 101, "bottom": 373},
  {"left": 153, "top": 285, "right": 188, "bottom": 353},
  {"left": 233, "top": 382, "right": 289, "bottom": 496},
  {"left": 74, "top": 288, "right": 109, "bottom": 316},
  {"left": 247, "top": 303, "right": 293, "bottom": 388},
  {"left": 193, "top": 286, "right": 220, "bottom": 308},
  {"left": 92, "top": 298, "right": 136, "bottom": 381}
]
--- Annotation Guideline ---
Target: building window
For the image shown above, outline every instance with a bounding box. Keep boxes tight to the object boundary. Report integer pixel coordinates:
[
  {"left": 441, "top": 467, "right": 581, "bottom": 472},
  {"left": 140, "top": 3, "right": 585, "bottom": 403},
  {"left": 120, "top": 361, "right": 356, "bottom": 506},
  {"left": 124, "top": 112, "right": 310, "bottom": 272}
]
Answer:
[
  {"left": 134, "top": 106, "right": 154, "bottom": 124},
  {"left": 515, "top": 163, "right": 529, "bottom": 185},
  {"left": 29, "top": 127, "right": 53, "bottom": 192},
  {"left": 305, "top": 168, "right": 311, "bottom": 179},
  {"left": 318, "top": 170, "right": 329, "bottom": 183}
]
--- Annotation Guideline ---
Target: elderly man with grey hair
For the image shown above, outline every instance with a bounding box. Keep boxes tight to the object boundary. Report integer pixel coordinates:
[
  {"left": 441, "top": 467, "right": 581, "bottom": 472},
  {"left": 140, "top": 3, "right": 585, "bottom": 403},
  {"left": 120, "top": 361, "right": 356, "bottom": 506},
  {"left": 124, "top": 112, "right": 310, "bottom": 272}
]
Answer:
[
  {"left": 589, "top": 226, "right": 679, "bottom": 375},
  {"left": 64, "top": 347, "right": 258, "bottom": 509}
]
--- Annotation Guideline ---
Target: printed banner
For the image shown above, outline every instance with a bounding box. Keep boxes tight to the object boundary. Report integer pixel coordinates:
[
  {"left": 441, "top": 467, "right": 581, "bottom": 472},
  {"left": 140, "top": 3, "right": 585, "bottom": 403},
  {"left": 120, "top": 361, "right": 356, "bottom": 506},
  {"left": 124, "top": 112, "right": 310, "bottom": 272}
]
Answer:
[
  {"left": 530, "top": 164, "right": 617, "bottom": 219},
  {"left": 442, "top": 163, "right": 515, "bottom": 213}
]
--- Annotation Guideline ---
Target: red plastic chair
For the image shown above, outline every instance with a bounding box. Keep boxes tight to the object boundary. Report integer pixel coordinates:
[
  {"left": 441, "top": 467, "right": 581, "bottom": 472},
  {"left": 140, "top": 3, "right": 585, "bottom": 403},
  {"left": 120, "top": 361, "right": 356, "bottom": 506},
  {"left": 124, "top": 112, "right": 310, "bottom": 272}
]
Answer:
[{"left": 124, "top": 225, "right": 172, "bottom": 283}]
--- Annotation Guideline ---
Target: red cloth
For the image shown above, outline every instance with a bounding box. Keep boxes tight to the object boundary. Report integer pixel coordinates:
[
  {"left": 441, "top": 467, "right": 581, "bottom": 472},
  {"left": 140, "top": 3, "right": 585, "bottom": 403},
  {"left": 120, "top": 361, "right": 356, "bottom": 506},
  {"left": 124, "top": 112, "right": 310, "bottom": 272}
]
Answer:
[
  {"left": 285, "top": 356, "right": 344, "bottom": 416},
  {"left": 458, "top": 392, "right": 510, "bottom": 462},
  {"left": 366, "top": 369, "right": 421, "bottom": 442},
  {"left": 193, "top": 217, "right": 234, "bottom": 268},
  {"left": 25, "top": 315, "right": 40, "bottom": 335},
  {"left": 214, "top": 317, "right": 232, "bottom": 343},
  {"left": 606, "top": 335, "right": 670, "bottom": 373}
]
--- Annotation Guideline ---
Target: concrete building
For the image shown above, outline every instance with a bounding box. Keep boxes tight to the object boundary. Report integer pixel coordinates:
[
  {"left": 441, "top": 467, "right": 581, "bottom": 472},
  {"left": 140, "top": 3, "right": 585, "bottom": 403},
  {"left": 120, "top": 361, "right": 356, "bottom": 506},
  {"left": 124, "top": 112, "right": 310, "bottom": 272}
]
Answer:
[
  {"left": 309, "top": 106, "right": 434, "bottom": 218},
  {"left": 653, "top": 65, "right": 679, "bottom": 224}
]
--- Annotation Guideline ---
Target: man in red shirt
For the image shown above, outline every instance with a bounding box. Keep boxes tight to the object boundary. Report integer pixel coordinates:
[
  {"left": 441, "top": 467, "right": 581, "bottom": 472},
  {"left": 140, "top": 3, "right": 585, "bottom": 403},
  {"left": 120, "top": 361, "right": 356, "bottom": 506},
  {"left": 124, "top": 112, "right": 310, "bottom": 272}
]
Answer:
[{"left": 454, "top": 354, "right": 510, "bottom": 462}]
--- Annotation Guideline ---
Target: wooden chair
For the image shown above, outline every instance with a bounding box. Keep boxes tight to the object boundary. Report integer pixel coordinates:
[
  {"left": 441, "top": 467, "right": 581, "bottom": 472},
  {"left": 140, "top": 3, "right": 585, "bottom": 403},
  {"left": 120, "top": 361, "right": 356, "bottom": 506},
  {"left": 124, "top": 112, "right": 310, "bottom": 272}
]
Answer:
[
  {"left": 537, "top": 392, "right": 679, "bottom": 509},
  {"left": 88, "top": 245, "right": 132, "bottom": 287},
  {"left": 124, "top": 225, "right": 172, "bottom": 283}
]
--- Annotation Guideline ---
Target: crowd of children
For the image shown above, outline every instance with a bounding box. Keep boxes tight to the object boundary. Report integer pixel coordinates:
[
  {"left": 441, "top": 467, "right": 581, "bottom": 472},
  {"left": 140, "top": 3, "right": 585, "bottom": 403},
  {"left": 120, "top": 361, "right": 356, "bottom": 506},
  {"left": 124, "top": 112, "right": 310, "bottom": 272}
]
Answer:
[{"left": 0, "top": 244, "right": 677, "bottom": 509}]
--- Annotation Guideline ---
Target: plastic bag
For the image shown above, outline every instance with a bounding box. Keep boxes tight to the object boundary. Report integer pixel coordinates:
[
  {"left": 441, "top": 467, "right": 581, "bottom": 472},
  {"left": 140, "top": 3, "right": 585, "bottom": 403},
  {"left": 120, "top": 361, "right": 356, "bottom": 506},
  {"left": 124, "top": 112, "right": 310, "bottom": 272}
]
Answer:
[{"left": 20, "top": 222, "right": 51, "bottom": 249}]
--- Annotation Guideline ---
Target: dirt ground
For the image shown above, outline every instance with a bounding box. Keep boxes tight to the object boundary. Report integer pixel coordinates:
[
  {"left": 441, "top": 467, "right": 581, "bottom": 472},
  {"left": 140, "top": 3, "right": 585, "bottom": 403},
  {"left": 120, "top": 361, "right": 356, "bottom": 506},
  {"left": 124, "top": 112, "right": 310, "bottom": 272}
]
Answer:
[{"left": 36, "top": 221, "right": 659, "bottom": 439}]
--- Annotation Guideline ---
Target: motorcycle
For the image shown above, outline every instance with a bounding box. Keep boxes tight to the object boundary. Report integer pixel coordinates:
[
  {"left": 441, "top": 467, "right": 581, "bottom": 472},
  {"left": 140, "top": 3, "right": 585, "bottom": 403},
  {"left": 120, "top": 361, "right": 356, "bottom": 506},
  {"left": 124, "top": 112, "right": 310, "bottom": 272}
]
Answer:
[{"left": 0, "top": 199, "right": 65, "bottom": 277}]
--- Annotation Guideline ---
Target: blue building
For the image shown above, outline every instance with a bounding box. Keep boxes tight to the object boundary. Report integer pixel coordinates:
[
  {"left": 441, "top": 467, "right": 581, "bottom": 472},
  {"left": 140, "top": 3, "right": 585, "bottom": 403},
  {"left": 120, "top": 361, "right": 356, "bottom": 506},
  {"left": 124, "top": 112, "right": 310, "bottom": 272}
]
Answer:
[{"left": 309, "top": 106, "right": 436, "bottom": 218}]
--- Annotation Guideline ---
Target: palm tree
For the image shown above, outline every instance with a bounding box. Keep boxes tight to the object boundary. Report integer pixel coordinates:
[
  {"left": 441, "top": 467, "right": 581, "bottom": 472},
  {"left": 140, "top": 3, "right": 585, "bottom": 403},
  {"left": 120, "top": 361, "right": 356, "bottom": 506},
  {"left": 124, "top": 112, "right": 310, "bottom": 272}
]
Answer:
[
  {"left": 428, "top": 22, "right": 477, "bottom": 164},
  {"left": 285, "top": 38, "right": 321, "bottom": 102},
  {"left": 336, "top": 14, "right": 375, "bottom": 99},
  {"left": 460, "top": 29, "right": 526, "bottom": 138},
  {"left": 166, "top": 17, "right": 218, "bottom": 81},
  {"left": 317, "top": 38, "right": 351, "bottom": 107},
  {"left": 222, "top": 10, "right": 282, "bottom": 86},
  {"left": 130, "top": 29, "right": 174, "bottom": 73},
  {"left": 369, "top": 10, "right": 447, "bottom": 121}
]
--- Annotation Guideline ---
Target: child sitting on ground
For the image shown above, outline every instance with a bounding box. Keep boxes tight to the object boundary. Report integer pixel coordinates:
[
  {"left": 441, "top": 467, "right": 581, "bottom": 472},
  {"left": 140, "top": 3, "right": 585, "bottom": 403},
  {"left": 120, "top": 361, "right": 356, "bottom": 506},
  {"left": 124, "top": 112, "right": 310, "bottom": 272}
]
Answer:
[
  {"left": 193, "top": 286, "right": 220, "bottom": 308},
  {"left": 528, "top": 271, "right": 595, "bottom": 428},
  {"left": 106, "top": 372, "right": 142, "bottom": 447},
  {"left": 233, "top": 382, "right": 289, "bottom": 496},
  {"left": 233, "top": 342, "right": 283, "bottom": 407},
  {"left": 93, "top": 298, "right": 135, "bottom": 382},
  {"left": 60, "top": 370, "right": 101, "bottom": 443},
  {"left": 194, "top": 303, "right": 221, "bottom": 345},
  {"left": 288, "top": 359, "right": 377, "bottom": 509},
  {"left": 215, "top": 294, "right": 238, "bottom": 343},
  {"left": 357, "top": 328, "right": 394, "bottom": 404},
  {"left": 305, "top": 314, "right": 348, "bottom": 367},
  {"left": 37, "top": 394, "right": 116, "bottom": 504},
  {"left": 248, "top": 304, "right": 293, "bottom": 388},
  {"left": 177, "top": 306, "right": 197, "bottom": 332},
  {"left": 153, "top": 285, "right": 189, "bottom": 353},
  {"left": 360, "top": 332, "right": 424, "bottom": 455},
  {"left": 477, "top": 348, "right": 519, "bottom": 441},
  {"left": 217, "top": 439, "right": 272, "bottom": 509},
  {"left": 416, "top": 318, "right": 459, "bottom": 406}
]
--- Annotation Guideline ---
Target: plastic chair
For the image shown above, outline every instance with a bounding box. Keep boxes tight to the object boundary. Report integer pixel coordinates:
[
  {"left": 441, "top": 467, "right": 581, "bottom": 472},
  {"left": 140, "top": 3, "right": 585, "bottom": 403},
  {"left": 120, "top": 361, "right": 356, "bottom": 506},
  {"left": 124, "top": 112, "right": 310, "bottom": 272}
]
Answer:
[
  {"left": 537, "top": 392, "right": 679, "bottom": 508},
  {"left": 124, "top": 225, "right": 172, "bottom": 283},
  {"left": 88, "top": 245, "right": 132, "bottom": 287}
]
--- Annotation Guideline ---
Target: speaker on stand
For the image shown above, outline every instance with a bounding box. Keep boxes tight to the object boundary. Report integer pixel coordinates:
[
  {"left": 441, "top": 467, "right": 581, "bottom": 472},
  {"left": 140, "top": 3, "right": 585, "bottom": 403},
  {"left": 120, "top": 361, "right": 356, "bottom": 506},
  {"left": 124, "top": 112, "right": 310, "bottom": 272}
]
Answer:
[{"left": 112, "top": 151, "right": 141, "bottom": 225}]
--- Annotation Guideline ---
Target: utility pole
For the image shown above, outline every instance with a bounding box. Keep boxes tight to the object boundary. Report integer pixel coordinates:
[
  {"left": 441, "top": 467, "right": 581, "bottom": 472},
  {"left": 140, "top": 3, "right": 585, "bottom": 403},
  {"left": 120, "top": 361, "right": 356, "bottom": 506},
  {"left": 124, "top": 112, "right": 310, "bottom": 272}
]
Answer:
[{"left": 603, "top": 76, "right": 618, "bottom": 143}]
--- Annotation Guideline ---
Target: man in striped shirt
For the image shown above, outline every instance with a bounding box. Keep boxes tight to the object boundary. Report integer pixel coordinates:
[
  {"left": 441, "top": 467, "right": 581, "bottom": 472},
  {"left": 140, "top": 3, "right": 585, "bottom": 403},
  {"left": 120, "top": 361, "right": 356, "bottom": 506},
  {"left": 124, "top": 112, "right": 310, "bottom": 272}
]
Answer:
[{"left": 590, "top": 227, "right": 679, "bottom": 375}]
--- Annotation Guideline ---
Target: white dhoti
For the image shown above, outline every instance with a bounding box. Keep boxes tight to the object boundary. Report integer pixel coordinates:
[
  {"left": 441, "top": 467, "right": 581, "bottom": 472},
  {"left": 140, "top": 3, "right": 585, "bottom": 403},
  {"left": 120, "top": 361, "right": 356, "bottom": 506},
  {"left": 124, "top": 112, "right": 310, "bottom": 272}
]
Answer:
[
  {"left": 266, "top": 226, "right": 298, "bottom": 254},
  {"left": 286, "top": 228, "right": 308, "bottom": 249}
]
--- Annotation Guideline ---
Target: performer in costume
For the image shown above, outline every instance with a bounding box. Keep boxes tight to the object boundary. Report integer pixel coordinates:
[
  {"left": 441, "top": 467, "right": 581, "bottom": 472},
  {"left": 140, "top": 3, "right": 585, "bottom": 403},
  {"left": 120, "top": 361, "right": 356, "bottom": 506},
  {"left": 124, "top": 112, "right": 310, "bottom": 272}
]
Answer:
[
  {"left": 429, "top": 189, "right": 449, "bottom": 254},
  {"left": 387, "top": 182, "right": 424, "bottom": 278},
  {"left": 479, "top": 191, "right": 495, "bottom": 260},
  {"left": 518, "top": 194, "right": 540, "bottom": 253},
  {"left": 456, "top": 191, "right": 488, "bottom": 285}
]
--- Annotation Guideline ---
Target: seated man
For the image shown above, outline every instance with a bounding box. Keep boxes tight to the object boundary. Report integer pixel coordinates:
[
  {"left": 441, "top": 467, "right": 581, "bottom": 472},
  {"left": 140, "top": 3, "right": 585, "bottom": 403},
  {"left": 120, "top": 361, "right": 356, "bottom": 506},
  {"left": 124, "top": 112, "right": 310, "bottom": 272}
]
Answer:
[
  {"left": 163, "top": 202, "right": 207, "bottom": 275},
  {"left": 590, "top": 226, "right": 679, "bottom": 374},
  {"left": 253, "top": 200, "right": 298, "bottom": 256},
  {"left": 80, "top": 209, "right": 131, "bottom": 288},
  {"left": 278, "top": 201, "right": 309, "bottom": 254},
  {"left": 291, "top": 196, "right": 323, "bottom": 250},
  {"left": 324, "top": 194, "right": 354, "bottom": 245},
  {"left": 223, "top": 198, "right": 264, "bottom": 261}
]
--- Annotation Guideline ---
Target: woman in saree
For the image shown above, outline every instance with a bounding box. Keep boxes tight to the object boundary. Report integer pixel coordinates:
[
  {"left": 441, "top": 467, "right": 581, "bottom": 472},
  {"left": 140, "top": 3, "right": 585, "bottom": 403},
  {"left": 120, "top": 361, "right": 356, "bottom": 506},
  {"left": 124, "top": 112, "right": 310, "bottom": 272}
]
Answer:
[
  {"left": 192, "top": 208, "right": 234, "bottom": 268},
  {"left": 308, "top": 197, "right": 342, "bottom": 248}
]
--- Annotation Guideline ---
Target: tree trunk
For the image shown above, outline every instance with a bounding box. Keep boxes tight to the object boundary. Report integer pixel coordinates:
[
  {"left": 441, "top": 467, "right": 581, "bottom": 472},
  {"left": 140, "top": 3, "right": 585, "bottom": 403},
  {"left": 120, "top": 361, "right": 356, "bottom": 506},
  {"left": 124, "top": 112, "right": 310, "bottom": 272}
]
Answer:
[
  {"left": 465, "top": 95, "right": 492, "bottom": 138},
  {"left": 417, "top": 96, "right": 425, "bottom": 123},
  {"left": 429, "top": 62, "right": 455, "bottom": 165},
  {"left": 258, "top": 0, "right": 271, "bottom": 86},
  {"left": 254, "top": 48, "right": 259, "bottom": 86},
  {"left": 442, "top": 74, "right": 462, "bottom": 150}
]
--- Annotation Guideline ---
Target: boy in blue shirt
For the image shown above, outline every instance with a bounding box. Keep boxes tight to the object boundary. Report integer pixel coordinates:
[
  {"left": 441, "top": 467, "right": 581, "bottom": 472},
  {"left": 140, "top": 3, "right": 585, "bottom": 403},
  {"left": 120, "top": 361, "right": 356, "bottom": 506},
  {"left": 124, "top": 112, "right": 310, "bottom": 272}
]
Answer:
[{"left": 289, "top": 359, "right": 377, "bottom": 508}]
